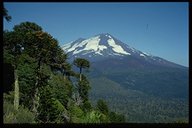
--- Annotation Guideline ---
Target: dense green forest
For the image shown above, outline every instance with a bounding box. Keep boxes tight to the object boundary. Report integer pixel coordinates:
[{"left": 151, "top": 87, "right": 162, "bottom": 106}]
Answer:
[
  {"left": 89, "top": 77, "right": 188, "bottom": 123},
  {"left": 3, "top": 9, "right": 125, "bottom": 123}
]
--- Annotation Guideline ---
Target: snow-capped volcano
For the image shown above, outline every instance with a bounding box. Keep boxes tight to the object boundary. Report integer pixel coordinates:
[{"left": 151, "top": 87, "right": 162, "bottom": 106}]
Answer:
[
  {"left": 62, "top": 33, "right": 184, "bottom": 68},
  {"left": 62, "top": 34, "right": 188, "bottom": 120},
  {"left": 62, "top": 33, "right": 151, "bottom": 59},
  {"left": 62, "top": 33, "right": 132, "bottom": 56}
]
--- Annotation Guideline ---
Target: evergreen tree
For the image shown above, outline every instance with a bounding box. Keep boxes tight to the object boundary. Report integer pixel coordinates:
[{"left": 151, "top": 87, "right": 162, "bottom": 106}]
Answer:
[
  {"left": 73, "top": 58, "right": 90, "bottom": 81},
  {"left": 11, "top": 22, "right": 42, "bottom": 116},
  {"left": 50, "top": 49, "right": 71, "bottom": 80},
  {"left": 3, "top": 21, "right": 126, "bottom": 124},
  {"left": 78, "top": 75, "right": 91, "bottom": 104},
  {"left": 17, "top": 53, "right": 36, "bottom": 110},
  {"left": 38, "top": 85, "right": 68, "bottom": 123},
  {"left": 4, "top": 22, "right": 44, "bottom": 111},
  {"left": 6, "top": 22, "right": 60, "bottom": 117},
  {"left": 96, "top": 99, "right": 109, "bottom": 115},
  {"left": 28, "top": 31, "right": 57, "bottom": 117},
  {"left": 109, "top": 112, "right": 125, "bottom": 123}
]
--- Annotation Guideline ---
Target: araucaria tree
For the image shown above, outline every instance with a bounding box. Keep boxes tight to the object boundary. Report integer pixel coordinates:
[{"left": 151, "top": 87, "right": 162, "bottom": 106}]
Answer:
[
  {"left": 73, "top": 58, "right": 90, "bottom": 107},
  {"left": 3, "top": 20, "right": 125, "bottom": 123},
  {"left": 10, "top": 22, "right": 44, "bottom": 116},
  {"left": 26, "top": 30, "right": 60, "bottom": 117},
  {"left": 50, "top": 48, "right": 71, "bottom": 80},
  {"left": 73, "top": 58, "right": 90, "bottom": 81},
  {"left": 6, "top": 21, "right": 61, "bottom": 117}
]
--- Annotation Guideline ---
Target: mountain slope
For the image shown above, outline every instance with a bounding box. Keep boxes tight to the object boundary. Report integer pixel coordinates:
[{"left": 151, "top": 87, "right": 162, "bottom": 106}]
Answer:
[
  {"left": 62, "top": 33, "right": 185, "bottom": 68},
  {"left": 89, "top": 76, "right": 188, "bottom": 123},
  {"left": 62, "top": 33, "right": 188, "bottom": 122},
  {"left": 62, "top": 33, "right": 188, "bottom": 99}
]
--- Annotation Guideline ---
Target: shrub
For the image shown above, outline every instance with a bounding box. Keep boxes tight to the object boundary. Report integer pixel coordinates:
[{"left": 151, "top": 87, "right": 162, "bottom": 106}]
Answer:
[
  {"left": 3, "top": 101, "right": 35, "bottom": 123},
  {"left": 82, "top": 110, "right": 104, "bottom": 123},
  {"left": 69, "top": 105, "right": 84, "bottom": 123}
]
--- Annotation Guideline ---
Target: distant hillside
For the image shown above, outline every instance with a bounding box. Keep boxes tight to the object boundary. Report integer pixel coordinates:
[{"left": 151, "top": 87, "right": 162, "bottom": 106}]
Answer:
[{"left": 89, "top": 76, "right": 188, "bottom": 123}]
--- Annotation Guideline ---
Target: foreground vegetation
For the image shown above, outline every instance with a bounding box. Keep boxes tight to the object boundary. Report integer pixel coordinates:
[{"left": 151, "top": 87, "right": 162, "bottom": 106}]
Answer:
[{"left": 3, "top": 20, "right": 125, "bottom": 123}]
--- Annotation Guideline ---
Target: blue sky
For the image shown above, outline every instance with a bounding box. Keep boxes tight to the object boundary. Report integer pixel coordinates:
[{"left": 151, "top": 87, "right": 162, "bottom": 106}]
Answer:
[{"left": 3, "top": 2, "right": 189, "bottom": 67}]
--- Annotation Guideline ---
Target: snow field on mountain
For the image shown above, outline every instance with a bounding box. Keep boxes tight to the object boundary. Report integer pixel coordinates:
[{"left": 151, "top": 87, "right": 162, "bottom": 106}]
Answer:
[
  {"left": 140, "top": 53, "right": 146, "bottom": 57},
  {"left": 107, "top": 38, "right": 131, "bottom": 55},
  {"left": 67, "top": 36, "right": 107, "bottom": 55}
]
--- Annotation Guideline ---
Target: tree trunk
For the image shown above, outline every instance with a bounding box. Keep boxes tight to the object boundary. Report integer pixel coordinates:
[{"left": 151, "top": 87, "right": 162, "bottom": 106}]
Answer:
[
  {"left": 79, "top": 67, "right": 82, "bottom": 81},
  {"left": 32, "top": 58, "right": 41, "bottom": 116},
  {"left": 32, "top": 84, "right": 40, "bottom": 117},
  {"left": 63, "top": 70, "right": 66, "bottom": 81},
  {"left": 14, "top": 69, "right": 19, "bottom": 110},
  {"left": 74, "top": 93, "right": 82, "bottom": 106},
  {"left": 67, "top": 72, "right": 70, "bottom": 81}
]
